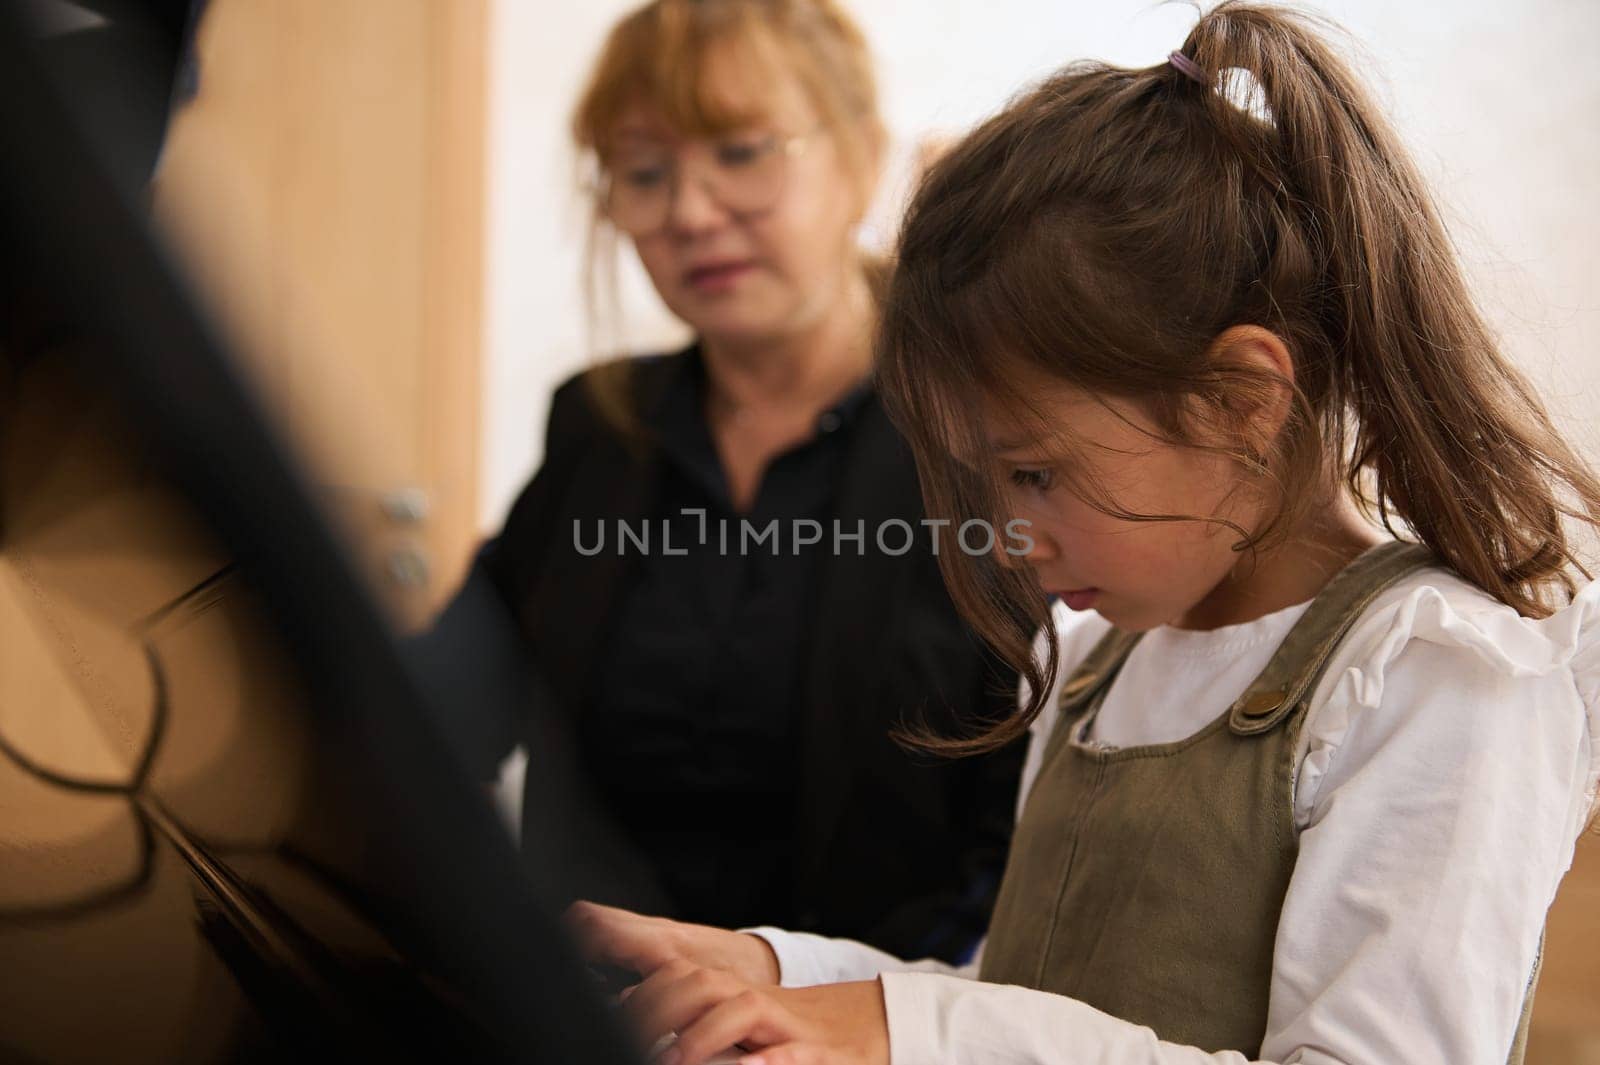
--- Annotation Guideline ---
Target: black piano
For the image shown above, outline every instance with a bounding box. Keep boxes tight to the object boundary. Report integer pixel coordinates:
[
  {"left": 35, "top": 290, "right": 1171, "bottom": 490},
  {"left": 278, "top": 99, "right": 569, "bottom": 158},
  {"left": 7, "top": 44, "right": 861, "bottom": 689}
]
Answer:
[{"left": 0, "top": 3, "right": 640, "bottom": 1060}]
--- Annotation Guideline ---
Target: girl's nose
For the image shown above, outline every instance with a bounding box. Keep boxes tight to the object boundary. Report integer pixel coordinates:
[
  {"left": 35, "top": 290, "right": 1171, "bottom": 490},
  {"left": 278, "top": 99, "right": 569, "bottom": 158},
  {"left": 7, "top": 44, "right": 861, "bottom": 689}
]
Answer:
[
  {"left": 995, "top": 514, "right": 1055, "bottom": 569},
  {"left": 1017, "top": 519, "right": 1058, "bottom": 566}
]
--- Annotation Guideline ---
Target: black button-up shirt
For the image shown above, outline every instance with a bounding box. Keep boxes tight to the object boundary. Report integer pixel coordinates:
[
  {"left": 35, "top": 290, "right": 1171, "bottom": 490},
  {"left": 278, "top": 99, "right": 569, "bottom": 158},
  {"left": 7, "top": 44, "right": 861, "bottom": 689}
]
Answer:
[{"left": 576, "top": 351, "right": 871, "bottom": 929}]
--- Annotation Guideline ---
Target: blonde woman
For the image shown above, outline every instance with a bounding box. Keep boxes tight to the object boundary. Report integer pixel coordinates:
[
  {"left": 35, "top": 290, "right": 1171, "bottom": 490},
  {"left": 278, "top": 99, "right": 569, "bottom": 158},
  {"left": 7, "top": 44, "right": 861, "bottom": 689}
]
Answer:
[{"left": 435, "top": 0, "right": 1021, "bottom": 964}]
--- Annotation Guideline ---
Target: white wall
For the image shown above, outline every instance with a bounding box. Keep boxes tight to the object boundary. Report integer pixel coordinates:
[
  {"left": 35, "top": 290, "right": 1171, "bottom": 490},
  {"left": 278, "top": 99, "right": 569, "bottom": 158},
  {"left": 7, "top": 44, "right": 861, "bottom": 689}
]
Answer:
[{"left": 480, "top": 0, "right": 1600, "bottom": 533}]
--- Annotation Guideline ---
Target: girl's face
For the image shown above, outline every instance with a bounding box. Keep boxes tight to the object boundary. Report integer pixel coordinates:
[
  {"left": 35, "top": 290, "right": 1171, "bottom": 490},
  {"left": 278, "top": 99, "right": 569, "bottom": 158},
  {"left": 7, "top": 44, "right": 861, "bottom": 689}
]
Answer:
[
  {"left": 607, "top": 52, "right": 872, "bottom": 346},
  {"left": 985, "top": 370, "right": 1269, "bottom": 633}
]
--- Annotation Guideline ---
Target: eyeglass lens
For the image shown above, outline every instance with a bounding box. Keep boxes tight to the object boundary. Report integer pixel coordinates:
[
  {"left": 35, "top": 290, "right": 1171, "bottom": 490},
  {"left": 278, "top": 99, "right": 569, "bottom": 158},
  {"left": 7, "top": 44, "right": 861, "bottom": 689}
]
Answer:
[{"left": 603, "top": 131, "right": 794, "bottom": 234}]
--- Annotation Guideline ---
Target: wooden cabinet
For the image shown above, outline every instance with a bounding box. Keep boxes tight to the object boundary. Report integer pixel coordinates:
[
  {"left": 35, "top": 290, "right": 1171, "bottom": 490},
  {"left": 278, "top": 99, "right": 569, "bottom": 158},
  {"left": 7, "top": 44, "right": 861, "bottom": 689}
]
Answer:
[{"left": 152, "top": 0, "right": 485, "bottom": 629}]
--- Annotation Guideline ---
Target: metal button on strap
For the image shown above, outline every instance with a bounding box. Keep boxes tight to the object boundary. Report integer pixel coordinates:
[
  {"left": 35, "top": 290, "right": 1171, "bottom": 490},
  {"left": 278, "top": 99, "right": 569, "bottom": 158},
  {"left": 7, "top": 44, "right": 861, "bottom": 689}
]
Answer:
[
  {"left": 1060, "top": 673, "right": 1098, "bottom": 701},
  {"left": 1239, "top": 689, "right": 1287, "bottom": 719}
]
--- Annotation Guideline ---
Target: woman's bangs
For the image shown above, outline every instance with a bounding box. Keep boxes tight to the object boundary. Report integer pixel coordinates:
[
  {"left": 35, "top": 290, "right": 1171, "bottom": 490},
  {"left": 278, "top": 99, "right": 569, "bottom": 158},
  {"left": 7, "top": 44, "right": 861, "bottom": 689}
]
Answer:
[{"left": 579, "top": 12, "right": 790, "bottom": 152}]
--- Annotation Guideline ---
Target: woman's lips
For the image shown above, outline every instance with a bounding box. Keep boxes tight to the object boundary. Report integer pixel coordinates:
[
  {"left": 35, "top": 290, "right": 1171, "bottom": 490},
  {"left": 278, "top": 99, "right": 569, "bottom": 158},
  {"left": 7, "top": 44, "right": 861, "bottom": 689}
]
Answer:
[
  {"left": 684, "top": 260, "right": 756, "bottom": 292},
  {"left": 1056, "top": 588, "right": 1101, "bottom": 611}
]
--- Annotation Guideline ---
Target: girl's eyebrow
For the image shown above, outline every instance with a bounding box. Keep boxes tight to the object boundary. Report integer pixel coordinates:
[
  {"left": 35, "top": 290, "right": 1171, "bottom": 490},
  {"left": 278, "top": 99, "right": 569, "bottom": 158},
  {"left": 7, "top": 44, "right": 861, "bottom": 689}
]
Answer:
[{"left": 990, "top": 434, "right": 1044, "bottom": 454}]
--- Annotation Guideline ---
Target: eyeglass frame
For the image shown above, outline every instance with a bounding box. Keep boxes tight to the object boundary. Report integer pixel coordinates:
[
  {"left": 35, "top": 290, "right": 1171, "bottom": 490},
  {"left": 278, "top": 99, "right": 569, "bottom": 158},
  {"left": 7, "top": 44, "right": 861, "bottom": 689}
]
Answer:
[{"left": 585, "top": 125, "right": 823, "bottom": 237}]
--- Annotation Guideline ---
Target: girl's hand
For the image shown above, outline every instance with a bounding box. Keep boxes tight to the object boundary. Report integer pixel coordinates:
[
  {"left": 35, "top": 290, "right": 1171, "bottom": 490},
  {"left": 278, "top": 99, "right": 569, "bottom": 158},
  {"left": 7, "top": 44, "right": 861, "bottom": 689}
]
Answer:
[
  {"left": 566, "top": 900, "right": 781, "bottom": 987},
  {"left": 622, "top": 961, "right": 889, "bottom": 1065}
]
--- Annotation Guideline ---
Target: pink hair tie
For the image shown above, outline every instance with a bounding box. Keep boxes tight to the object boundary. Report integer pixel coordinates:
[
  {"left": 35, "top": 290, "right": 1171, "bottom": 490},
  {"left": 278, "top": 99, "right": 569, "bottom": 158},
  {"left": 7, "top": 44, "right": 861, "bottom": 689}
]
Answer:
[{"left": 1168, "top": 50, "right": 1209, "bottom": 87}]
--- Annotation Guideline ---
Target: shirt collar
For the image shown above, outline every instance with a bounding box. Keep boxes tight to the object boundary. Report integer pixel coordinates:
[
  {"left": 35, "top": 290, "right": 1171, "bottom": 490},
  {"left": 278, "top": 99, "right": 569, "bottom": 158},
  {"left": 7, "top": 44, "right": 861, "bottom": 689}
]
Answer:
[
  {"left": 665, "top": 342, "right": 875, "bottom": 435},
  {"left": 650, "top": 343, "right": 874, "bottom": 503}
]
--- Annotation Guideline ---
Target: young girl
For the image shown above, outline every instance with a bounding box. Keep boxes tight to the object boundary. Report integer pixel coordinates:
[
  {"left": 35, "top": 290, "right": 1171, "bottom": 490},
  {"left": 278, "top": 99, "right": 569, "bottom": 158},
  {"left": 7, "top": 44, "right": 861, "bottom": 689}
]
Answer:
[{"left": 569, "top": 4, "right": 1600, "bottom": 1062}]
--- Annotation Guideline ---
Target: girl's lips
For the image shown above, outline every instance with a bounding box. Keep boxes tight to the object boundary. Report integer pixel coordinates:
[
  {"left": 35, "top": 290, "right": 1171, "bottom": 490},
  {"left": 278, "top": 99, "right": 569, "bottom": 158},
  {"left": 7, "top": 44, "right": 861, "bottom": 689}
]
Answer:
[
  {"left": 1057, "top": 588, "right": 1100, "bottom": 611},
  {"left": 684, "top": 260, "right": 756, "bottom": 291}
]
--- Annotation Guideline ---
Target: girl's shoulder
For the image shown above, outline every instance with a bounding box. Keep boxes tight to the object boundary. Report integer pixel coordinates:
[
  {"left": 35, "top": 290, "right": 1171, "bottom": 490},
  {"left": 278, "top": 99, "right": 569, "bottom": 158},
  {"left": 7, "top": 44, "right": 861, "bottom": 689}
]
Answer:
[
  {"left": 1324, "top": 563, "right": 1600, "bottom": 706},
  {"left": 1302, "top": 563, "right": 1600, "bottom": 831}
]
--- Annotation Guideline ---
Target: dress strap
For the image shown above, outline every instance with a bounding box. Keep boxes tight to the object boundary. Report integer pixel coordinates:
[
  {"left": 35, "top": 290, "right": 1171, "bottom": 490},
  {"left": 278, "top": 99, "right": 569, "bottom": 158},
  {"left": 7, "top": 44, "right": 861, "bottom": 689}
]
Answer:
[
  {"left": 1050, "top": 626, "right": 1143, "bottom": 748},
  {"left": 1227, "top": 541, "right": 1435, "bottom": 736}
]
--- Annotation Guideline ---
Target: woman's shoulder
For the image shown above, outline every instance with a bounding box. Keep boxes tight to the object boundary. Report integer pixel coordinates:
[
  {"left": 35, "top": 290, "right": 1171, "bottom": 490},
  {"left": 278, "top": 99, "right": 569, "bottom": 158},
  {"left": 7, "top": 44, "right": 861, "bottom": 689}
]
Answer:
[
  {"left": 549, "top": 350, "right": 691, "bottom": 433},
  {"left": 491, "top": 351, "right": 694, "bottom": 548}
]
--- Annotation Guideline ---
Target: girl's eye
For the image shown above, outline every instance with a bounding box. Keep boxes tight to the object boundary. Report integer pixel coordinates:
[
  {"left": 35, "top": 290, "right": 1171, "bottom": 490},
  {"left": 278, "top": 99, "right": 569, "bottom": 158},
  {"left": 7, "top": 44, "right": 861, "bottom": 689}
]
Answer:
[{"left": 1010, "top": 467, "right": 1054, "bottom": 492}]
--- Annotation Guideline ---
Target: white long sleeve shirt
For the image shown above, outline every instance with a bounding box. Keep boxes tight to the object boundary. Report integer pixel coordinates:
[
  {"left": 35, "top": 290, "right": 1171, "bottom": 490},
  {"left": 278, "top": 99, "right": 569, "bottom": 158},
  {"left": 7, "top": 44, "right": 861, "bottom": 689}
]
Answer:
[{"left": 750, "top": 567, "right": 1600, "bottom": 1064}]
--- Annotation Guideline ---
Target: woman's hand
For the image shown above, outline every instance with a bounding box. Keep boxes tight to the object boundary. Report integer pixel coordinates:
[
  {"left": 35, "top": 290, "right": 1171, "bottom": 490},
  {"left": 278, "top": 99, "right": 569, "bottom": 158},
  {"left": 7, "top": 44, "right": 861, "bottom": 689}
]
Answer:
[
  {"left": 622, "top": 961, "right": 889, "bottom": 1065},
  {"left": 566, "top": 900, "right": 781, "bottom": 987}
]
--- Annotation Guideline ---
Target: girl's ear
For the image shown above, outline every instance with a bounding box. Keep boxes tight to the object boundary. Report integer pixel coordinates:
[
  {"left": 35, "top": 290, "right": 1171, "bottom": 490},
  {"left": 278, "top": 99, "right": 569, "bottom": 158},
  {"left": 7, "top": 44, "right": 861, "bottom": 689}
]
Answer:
[{"left": 1202, "top": 324, "right": 1296, "bottom": 463}]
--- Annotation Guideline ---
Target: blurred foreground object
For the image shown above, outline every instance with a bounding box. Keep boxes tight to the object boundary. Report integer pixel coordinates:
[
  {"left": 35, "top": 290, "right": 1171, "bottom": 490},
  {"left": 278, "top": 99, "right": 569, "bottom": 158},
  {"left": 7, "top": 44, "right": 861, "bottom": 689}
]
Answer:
[{"left": 0, "top": 3, "right": 636, "bottom": 1061}]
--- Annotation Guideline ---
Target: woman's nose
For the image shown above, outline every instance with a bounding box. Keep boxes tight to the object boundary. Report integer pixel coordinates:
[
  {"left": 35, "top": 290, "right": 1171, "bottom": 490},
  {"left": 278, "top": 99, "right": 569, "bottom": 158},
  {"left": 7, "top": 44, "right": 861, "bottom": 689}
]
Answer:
[{"left": 665, "top": 171, "right": 731, "bottom": 234}]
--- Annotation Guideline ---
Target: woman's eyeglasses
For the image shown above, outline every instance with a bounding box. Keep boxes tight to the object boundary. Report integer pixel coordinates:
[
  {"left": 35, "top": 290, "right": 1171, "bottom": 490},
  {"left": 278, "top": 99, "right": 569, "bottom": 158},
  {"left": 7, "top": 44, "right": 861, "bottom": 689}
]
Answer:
[{"left": 592, "top": 128, "right": 815, "bottom": 237}]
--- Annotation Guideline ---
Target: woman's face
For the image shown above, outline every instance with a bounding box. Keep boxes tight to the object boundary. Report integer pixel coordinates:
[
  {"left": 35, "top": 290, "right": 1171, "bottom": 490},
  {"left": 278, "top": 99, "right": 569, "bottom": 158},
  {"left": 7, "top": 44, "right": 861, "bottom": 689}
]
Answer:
[
  {"left": 982, "top": 369, "right": 1269, "bottom": 633},
  {"left": 604, "top": 52, "right": 873, "bottom": 346}
]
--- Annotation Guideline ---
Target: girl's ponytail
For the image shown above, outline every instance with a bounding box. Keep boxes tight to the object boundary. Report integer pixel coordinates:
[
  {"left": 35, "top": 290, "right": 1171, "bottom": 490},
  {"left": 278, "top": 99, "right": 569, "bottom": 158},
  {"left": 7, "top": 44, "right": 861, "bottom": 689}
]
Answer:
[{"left": 1176, "top": 3, "right": 1598, "bottom": 615}]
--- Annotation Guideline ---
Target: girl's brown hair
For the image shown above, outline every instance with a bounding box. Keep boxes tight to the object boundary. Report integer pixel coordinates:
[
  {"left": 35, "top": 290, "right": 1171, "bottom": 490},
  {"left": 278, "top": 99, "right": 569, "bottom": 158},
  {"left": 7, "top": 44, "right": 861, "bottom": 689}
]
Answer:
[
  {"left": 571, "top": 0, "right": 885, "bottom": 432},
  {"left": 878, "top": 2, "right": 1600, "bottom": 754}
]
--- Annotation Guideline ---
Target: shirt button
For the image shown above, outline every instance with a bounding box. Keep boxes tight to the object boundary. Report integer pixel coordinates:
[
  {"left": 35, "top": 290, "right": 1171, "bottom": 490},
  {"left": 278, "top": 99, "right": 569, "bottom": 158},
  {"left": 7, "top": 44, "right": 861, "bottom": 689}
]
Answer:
[{"left": 816, "top": 411, "right": 842, "bottom": 434}]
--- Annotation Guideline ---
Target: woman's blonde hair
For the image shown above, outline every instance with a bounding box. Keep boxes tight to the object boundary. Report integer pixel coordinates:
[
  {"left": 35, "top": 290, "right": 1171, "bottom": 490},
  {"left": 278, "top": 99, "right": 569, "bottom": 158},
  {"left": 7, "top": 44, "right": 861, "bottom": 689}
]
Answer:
[{"left": 571, "top": 0, "right": 885, "bottom": 434}]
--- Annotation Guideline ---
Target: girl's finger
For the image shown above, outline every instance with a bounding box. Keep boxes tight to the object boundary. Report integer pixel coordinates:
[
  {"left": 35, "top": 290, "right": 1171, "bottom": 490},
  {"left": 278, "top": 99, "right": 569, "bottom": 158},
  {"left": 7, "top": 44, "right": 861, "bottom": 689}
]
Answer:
[
  {"left": 738, "top": 1042, "right": 836, "bottom": 1065},
  {"left": 564, "top": 899, "right": 627, "bottom": 939},
  {"left": 565, "top": 901, "right": 632, "bottom": 957},
  {"left": 620, "top": 961, "right": 738, "bottom": 1050},
  {"left": 566, "top": 901, "right": 671, "bottom": 973},
  {"left": 668, "top": 990, "right": 805, "bottom": 1065},
  {"left": 614, "top": 959, "right": 694, "bottom": 1045}
]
